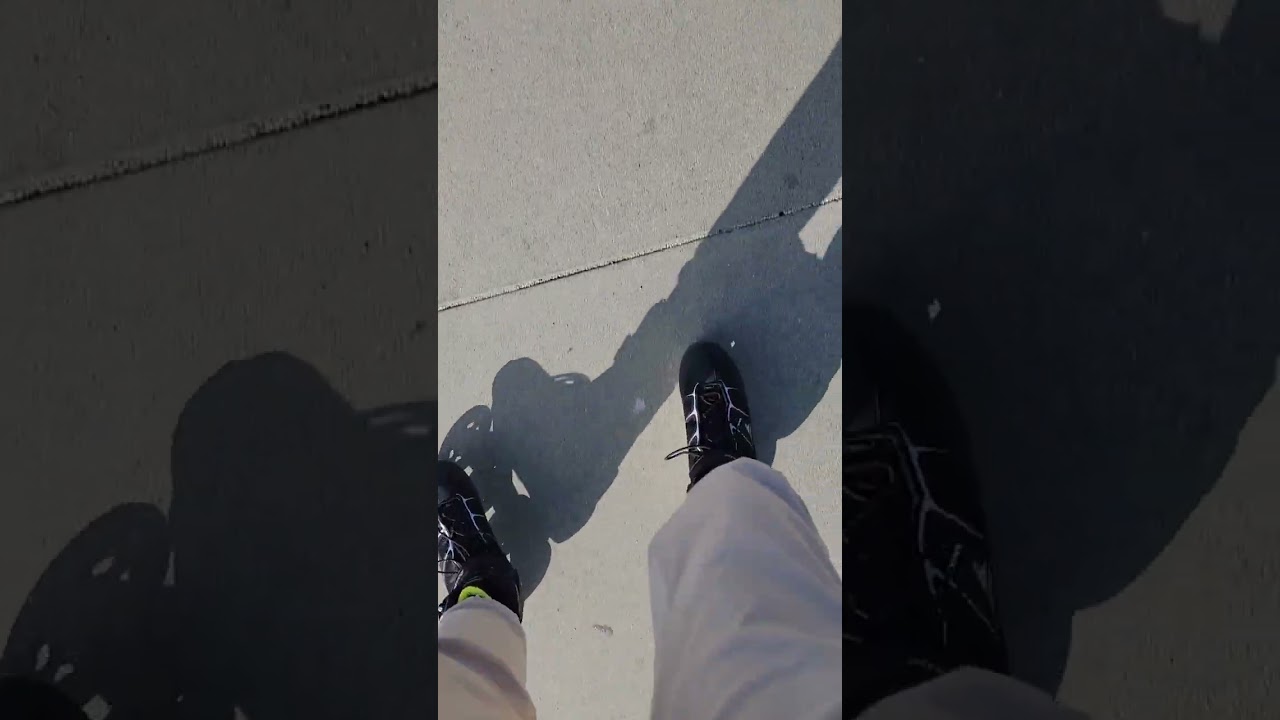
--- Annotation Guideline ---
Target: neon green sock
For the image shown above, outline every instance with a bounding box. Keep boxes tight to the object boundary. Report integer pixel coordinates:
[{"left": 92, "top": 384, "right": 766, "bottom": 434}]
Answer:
[{"left": 457, "top": 585, "right": 491, "bottom": 603}]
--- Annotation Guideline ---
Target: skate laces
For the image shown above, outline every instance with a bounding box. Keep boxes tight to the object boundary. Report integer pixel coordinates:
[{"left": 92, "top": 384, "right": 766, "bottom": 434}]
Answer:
[
  {"left": 663, "top": 444, "right": 734, "bottom": 461},
  {"left": 665, "top": 381, "right": 745, "bottom": 461},
  {"left": 665, "top": 379, "right": 752, "bottom": 456}
]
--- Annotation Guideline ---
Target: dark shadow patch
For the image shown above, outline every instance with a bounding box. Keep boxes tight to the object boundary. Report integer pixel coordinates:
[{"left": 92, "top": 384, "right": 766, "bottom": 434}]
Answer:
[
  {"left": 3, "top": 354, "right": 438, "bottom": 718},
  {"left": 847, "top": 0, "right": 1280, "bottom": 690}
]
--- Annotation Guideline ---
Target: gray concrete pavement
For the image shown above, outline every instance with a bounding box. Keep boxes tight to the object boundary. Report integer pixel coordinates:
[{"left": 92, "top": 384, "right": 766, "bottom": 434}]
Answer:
[
  {"left": 438, "top": 1, "right": 843, "bottom": 305},
  {"left": 0, "top": 0, "right": 1275, "bottom": 718},
  {"left": 438, "top": 2, "right": 842, "bottom": 716},
  {"left": 0, "top": 0, "right": 435, "bottom": 195},
  {"left": 0, "top": 82, "right": 436, "bottom": 720},
  {"left": 439, "top": 0, "right": 1275, "bottom": 717}
]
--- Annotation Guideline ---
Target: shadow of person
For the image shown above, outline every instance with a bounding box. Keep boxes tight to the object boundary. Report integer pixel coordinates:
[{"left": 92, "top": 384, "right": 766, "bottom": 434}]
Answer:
[
  {"left": 0, "top": 504, "right": 178, "bottom": 719},
  {"left": 167, "top": 353, "right": 436, "bottom": 718},
  {"left": 848, "top": 0, "right": 1280, "bottom": 691},
  {"left": 439, "top": 40, "right": 844, "bottom": 599},
  {"left": 4, "top": 353, "right": 439, "bottom": 719}
]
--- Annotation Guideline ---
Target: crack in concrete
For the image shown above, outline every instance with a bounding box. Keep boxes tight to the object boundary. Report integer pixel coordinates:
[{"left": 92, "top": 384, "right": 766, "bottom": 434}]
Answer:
[
  {"left": 436, "top": 194, "right": 843, "bottom": 313},
  {"left": 0, "top": 71, "right": 437, "bottom": 209}
]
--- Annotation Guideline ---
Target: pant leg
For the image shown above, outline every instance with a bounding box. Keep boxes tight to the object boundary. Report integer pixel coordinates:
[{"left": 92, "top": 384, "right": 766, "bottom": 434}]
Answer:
[
  {"left": 648, "top": 458, "right": 842, "bottom": 720},
  {"left": 860, "top": 667, "right": 1087, "bottom": 720},
  {"left": 438, "top": 597, "right": 537, "bottom": 720}
]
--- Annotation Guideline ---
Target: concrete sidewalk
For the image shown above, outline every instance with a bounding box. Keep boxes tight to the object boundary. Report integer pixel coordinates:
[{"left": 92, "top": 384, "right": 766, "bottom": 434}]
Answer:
[
  {"left": 437, "top": 3, "right": 843, "bottom": 716},
  {"left": 440, "top": 3, "right": 1280, "bottom": 720},
  {"left": 0, "top": 0, "right": 434, "bottom": 196},
  {"left": 1, "top": 1, "right": 1273, "bottom": 718},
  {"left": 0, "top": 2, "right": 437, "bottom": 716},
  {"left": 0, "top": 95, "right": 439, "bottom": 716}
]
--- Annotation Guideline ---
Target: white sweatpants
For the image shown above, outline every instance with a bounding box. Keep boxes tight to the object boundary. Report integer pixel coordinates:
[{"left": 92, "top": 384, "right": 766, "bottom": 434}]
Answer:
[{"left": 437, "top": 459, "right": 1076, "bottom": 720}]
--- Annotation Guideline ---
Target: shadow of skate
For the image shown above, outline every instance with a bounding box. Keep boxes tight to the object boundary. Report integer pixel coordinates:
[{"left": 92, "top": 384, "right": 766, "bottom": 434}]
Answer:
[{"left": 439, "top": 40, "right": 844, "bottom": 599}]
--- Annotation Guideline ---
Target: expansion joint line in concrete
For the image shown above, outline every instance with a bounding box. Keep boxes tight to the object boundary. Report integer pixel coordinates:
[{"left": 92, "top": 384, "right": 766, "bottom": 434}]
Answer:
[
  {"left": 0, "top": 71, "right": 437, "bottom": 209},
  {"left": 437, "top": 194, "right": 843, "bottom": 313}
]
